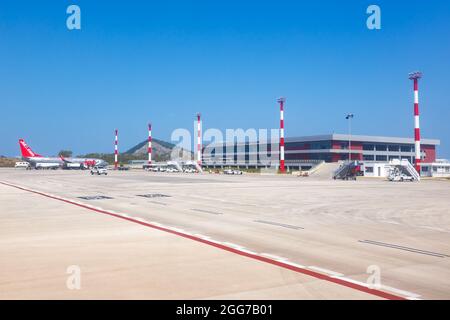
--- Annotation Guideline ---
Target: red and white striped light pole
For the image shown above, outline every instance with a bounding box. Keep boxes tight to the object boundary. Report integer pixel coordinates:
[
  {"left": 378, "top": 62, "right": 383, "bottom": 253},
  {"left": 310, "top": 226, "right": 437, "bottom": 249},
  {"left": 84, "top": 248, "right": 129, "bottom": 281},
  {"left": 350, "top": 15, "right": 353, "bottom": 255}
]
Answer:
[
  {"left": 409, "top": 71, "right": 422, "bottom": 173},
  {"left": 277, "top": 97, "right": 286, "bottom": 173},
  {"left": 114, "top": 129, "right": 119, "bottom": 169},
  {"left": 148, "top": 123, "right": 152, "bottom": 165},
  {"left": 197, "top": 113, "right": 202, "bottom": 167}
]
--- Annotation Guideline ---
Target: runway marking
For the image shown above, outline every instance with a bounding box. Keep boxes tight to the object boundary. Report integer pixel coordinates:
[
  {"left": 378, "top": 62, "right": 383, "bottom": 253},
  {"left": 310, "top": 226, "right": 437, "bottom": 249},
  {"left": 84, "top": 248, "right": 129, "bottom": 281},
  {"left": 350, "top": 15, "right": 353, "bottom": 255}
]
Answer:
[
  {"left": 331, "top": 276, "right": 422, "bottom": 300},
  {"left": 222, "top": 242, "right": 245, "bottom": 250},
  {"left": 308, "top": 266, "right": 344, "bottom": 277},
  {"left": 380, "top": 285, "right": 422, "bottom": 299},
  {"left": 77, "top": 195, "right": 113, "bottom": 200},
  {"left": 193, "top": 235, "right": 224, "bottom": 245},
  {"left": 137, "top": 194, "right": 171, "bottom": 198},
  {"left": 280, "top": 261, "right": 306, "bottom": 269},
  {"left": 148, "top": 201, "right": 168, "bottom": 206},
  {"left": 254, "top": 220, "right": 304, "bottom": 230},
  {"left": 260, "top": 253, "right": 289, "bottom": 261},
  {"left": 359, "top": 240, "right": 450, "bottom": 258},
  {"left": 0, "top": 180, "right": 407, "bottom": 300},
  {"left": 239, "top": 249, "right": 258, "bottom": 255},
  {"left": 190, "top": 208, "right": 223, "bottom": 215}
]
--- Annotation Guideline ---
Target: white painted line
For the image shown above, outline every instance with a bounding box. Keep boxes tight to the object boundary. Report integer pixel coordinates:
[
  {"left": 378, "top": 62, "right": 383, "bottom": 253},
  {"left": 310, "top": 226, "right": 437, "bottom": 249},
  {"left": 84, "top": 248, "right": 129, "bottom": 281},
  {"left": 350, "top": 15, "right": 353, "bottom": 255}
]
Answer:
[
  {"left": 281, "top": 261, "right": 306, "bottom": 269},
  {"left": 193, "top": 234, "right": 210, "bottom": 240},
  {"left": 193, "top": 235, "right": 225, "bottom": 245},
  {"left": 332, "top": 276, "right": 422, "bottom": 300},
  {"left": 206, "top": 238, "right": 227, "bottom": 245},
  {"left": 406, "top": 297, "right": 423, "bottom": 300},
  {"left": 308, "top": 266, "right": 344, "bottom": 277},
  {"left": 239, "top": 249, "right": 258, "bottom": 255},
  {"left": 260, "top": 253, "right": 289, "bottom": 261},
  {"left": 381, "top": 285, "right": 421, "bottom": 299},
  {"left": 332, "top": 276, "right": 369, "bottom": 288},
  {"left": 193, "top": 234, "right": 208, "bottom": 239},
  {"left": 149, "top": 221, "right": 165, "bottom": 227},
  {"left": 222, "top": 242, "right": 244, "bottom": 249}
]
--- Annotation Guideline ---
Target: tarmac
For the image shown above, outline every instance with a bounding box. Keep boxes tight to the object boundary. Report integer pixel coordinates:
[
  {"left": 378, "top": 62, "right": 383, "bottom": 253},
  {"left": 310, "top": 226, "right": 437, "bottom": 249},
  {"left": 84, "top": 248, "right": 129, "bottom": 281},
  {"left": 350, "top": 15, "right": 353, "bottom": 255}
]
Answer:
[{"left": 1, "top": 168, "right": 449, "bottom": 299}]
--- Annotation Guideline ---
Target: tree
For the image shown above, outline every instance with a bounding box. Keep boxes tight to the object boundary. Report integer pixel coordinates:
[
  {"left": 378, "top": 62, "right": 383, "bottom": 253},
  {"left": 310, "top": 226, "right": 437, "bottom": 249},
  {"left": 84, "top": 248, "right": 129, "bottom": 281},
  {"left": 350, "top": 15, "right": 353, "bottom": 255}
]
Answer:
[{"left": 58, "top": 150, "right": 73, "bottom": 158}]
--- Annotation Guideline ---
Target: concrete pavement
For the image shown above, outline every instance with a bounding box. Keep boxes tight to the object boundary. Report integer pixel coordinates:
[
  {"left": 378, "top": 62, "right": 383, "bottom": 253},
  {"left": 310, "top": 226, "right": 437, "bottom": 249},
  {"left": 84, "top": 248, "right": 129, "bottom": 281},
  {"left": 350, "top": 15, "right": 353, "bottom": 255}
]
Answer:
[{"left": 1, "top": 168, "right": 449, "bottom": 299}]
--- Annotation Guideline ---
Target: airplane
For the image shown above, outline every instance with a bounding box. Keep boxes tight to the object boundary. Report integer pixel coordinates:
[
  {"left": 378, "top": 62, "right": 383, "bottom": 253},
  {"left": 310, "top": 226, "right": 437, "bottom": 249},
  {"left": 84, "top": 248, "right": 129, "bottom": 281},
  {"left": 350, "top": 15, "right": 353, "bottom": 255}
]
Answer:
[{"left": 19, "top": 139, "right": 108, "bottom": 169}]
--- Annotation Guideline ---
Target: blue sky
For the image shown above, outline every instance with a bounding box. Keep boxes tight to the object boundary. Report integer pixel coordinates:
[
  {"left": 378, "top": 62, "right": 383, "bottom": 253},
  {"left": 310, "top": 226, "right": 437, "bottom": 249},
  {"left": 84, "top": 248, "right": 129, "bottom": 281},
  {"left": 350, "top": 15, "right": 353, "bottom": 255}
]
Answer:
[{"left": 1, "top": 0, "right": 449, "bottom": 157}]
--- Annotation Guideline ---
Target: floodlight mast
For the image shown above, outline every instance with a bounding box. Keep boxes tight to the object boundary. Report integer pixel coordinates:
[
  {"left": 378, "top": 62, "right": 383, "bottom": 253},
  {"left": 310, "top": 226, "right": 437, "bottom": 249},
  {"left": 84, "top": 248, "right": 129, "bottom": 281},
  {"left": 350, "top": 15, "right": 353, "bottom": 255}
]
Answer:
[
  {"left": 277, "top": 97, "right": 286, "bottom": 173},
  {"left": 346, "top": 114, "right": 354, "bottom": 161},
  {"left": 408, "top": 71, "right": 423, "bottom": 173},
  {"left": 114, "top": 129, "right": 119, "bottom": 169},
  {"left": 197, "top": 113, "right": 202, "bottom": 167},
  {"left": 148, "top": 123, "right": 152, "bottom": 165}
]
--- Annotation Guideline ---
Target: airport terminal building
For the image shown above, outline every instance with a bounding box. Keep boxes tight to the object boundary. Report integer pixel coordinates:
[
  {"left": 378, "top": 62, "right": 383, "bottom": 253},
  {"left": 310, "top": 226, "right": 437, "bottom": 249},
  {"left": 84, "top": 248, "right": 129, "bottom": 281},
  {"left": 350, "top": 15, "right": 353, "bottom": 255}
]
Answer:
[{"left": 202, "top": 133, "right": 440, "bottom": 171}]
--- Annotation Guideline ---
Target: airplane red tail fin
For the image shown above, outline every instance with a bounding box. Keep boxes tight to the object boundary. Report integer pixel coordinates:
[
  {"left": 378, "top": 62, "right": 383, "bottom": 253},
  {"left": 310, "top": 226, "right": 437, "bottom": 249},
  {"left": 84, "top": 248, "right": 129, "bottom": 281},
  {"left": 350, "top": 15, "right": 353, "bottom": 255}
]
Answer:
[{"left": 19, "top": 139, "right": 42, "bottom": 158}]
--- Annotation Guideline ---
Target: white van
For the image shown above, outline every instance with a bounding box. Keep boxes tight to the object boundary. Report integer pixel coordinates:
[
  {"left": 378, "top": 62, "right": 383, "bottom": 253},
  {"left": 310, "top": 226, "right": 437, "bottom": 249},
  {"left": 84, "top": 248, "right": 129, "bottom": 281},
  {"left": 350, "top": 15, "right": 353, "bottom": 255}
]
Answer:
[{"left": 14, "top": 161, "right": 30, "bottom": 168}]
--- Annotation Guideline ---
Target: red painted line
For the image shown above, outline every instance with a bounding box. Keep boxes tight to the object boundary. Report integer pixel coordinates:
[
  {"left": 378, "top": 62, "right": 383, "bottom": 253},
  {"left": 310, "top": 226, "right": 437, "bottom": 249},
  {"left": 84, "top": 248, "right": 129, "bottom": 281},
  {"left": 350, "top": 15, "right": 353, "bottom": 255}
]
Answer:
[{"left": 1, "top": 181, "right": 406, "bottom": 300}]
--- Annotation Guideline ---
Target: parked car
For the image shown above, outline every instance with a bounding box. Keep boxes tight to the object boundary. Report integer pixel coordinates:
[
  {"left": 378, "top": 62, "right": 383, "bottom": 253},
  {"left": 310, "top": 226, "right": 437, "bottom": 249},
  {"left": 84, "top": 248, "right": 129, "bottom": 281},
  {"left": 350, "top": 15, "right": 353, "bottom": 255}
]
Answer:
[
  {"left": 223, "top": 169, "right": 243, "bottom": 175},
  {"left": 90, "top": 166, "right": 108, "bottom": 175},
  {"left": 388, "top": 174, "right": 414, "bottom": 182}
]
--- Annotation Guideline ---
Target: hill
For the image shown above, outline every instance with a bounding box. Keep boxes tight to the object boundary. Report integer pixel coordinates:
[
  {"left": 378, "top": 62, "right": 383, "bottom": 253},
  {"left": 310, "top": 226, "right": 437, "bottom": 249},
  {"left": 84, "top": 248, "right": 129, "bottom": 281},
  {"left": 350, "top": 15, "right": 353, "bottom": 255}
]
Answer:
[
  {"left": 78, "top": 138, "right": 189, "bottom": 164},
  {"left": 125, "top": 138, "right": 175, "bottom": 159}
]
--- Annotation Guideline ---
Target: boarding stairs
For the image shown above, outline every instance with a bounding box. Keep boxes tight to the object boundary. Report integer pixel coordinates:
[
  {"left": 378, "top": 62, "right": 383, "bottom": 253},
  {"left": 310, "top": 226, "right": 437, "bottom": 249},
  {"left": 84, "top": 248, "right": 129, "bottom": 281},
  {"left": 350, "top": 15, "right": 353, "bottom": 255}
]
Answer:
[
  {"left": 184, "top": 160, "right": 203, "bottom": 173},
  {"left": 333, "top": 161, "right": 361, "bottom": 180},
  {"left": 167, "top": 161, "right": 183, "bottom": 172},
  {"left": 307, "top": 162, "right": 340, "bottom": 179},
  {"left": 388, "top": 159, "right": 420, "bottom": 182}
]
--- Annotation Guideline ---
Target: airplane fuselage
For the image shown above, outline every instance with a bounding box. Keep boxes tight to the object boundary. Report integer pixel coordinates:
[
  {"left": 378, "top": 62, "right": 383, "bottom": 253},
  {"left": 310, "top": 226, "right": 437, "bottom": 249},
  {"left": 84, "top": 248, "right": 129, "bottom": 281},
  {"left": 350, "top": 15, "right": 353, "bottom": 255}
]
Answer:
[
  {"left": 24, "top": 157, "right": 108, "bottom": 168},
  {"left": 18, "top": 139, "right": 108, "bottom": 169}
]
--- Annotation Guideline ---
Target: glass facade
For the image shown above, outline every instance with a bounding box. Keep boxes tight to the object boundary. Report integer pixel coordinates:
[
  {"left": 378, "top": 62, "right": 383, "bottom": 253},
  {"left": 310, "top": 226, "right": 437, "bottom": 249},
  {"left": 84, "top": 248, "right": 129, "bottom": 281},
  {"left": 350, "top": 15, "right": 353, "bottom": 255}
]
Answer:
[
  {"left": 203, "top": 137, "right": 436, "bottom": 165},
  {"left": 375, "top": 144, "right": 387, "bottom": 151},
  {"left": 388, "top": 145, "right": 400, "bottom": 152},
  {"left": 401, "top": 145, "right": 412, "bottom": 152}
]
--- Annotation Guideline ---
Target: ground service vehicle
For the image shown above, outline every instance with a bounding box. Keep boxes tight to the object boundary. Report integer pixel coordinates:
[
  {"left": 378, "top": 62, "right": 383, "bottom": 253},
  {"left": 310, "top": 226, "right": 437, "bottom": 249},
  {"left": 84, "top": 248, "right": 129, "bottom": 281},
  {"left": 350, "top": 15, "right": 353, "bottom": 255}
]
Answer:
[{"left": 91, "top": 167, "right": 108, "bottom": 175}]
